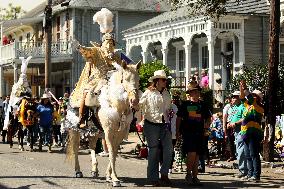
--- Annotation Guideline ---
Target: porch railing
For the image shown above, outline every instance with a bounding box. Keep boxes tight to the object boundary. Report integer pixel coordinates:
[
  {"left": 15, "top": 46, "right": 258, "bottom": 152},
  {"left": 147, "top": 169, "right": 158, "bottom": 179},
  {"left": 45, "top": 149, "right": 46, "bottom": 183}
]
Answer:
[
  {"left": 0, "top": 40, "right": 73, "bottom": 64},
  {"left": 170, "top": 76, "right": 186, "bottom": 90}
]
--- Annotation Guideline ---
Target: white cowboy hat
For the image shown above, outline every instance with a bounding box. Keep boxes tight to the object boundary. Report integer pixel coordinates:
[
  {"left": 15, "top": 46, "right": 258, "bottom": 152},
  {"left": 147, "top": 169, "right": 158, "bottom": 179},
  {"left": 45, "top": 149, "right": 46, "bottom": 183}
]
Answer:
[
  {"left": 41, "top": 93, "right": 50, "bottom": 99},
  {"left": 231, "top": 91, "right": 240, "bottom": 96},
  {"left": 252, "top": 89, "right": 263, "bottom": 100},
  {"left": 148, "top": 70, "right": 167, "bottom": 82}
]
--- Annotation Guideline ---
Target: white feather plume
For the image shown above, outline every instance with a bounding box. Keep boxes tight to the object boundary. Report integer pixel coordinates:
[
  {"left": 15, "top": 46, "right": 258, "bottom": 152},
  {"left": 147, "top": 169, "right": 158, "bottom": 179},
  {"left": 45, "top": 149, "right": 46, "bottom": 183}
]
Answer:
[{"left": 93, "top": 8, "right": 114, "bottom": 33}]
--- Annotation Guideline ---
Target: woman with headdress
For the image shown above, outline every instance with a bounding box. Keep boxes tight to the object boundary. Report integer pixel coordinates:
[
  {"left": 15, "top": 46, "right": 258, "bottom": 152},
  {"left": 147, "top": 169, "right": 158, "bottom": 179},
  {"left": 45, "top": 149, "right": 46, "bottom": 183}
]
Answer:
[{"left": 70, "top": 8, "right": 124, "bottom": 128}]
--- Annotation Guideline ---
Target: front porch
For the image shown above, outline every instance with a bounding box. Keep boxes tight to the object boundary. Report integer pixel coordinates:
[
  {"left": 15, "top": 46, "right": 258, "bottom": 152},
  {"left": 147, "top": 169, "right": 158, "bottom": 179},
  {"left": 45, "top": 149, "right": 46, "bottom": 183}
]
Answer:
[{"left": 124, "top": 15, "right": 245, "bottom": 91}]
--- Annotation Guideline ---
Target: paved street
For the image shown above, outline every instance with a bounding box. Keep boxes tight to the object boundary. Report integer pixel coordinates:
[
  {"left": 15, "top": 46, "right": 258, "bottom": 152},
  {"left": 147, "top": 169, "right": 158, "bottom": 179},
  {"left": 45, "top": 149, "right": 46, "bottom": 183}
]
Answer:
[{"left": 0, "top": 134, "right": 283, "bottom": 189}]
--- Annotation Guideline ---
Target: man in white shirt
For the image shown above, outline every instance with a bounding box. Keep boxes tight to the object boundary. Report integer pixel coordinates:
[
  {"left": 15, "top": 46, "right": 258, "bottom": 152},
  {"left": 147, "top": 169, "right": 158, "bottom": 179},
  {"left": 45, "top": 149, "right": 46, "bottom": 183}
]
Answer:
[{"left": 140, "top": 70, "right": 172, "bottom": 187}]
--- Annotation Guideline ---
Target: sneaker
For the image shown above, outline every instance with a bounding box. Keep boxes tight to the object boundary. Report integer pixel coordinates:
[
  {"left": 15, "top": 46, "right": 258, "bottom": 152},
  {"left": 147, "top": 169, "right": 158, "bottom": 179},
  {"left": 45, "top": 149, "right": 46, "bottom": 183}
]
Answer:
[
  {"left": 98, "top": 151, "right": 109, "bottom": 157},
  {"left": 233, "top": 173, "right": 247, "bottom": 178},
  {"left": 192, "top": 177, "right": 203, "bottom": 186},
  {"left": 185, "top": 173, "right": 193, "bottom": 184},
  {"left": 248, "top": 176, "right": 260, "bottom": 182}
]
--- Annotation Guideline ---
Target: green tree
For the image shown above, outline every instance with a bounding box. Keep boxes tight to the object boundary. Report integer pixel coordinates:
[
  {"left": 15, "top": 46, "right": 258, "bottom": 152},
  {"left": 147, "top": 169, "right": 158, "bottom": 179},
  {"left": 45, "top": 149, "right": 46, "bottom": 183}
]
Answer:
[
  {"left": 138, "top": 60, "right": 170, "bottom": 91},
  {"left": 0, "top": 3, "right": 26, "bottom": 20}
]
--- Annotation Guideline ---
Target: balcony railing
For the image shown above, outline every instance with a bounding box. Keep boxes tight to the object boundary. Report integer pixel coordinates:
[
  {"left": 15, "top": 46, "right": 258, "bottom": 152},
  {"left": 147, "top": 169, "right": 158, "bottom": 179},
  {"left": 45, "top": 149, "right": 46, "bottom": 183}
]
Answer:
[{"left": 0, "top": 40, "right": 73, "bottom": 63}]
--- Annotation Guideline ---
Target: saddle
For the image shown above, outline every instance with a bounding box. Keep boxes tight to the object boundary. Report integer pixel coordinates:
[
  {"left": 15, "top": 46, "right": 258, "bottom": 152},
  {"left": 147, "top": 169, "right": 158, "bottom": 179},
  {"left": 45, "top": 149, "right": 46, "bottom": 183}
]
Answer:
[{"left": 85, "top": 79, "right": 107, "bottom": 107}]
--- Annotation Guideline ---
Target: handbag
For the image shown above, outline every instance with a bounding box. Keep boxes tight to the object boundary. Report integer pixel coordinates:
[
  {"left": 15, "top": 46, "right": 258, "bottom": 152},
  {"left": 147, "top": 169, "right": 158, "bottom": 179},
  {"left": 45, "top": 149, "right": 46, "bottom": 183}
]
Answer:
[
  {"left": 138, "top": 146, "right": 148, "bottom": 158},
  {"left": 85, "top": 90, "right": 100, "bottom": 107},
  {"left": 136, "top": 123, "right": 143, "bottom": 132}
]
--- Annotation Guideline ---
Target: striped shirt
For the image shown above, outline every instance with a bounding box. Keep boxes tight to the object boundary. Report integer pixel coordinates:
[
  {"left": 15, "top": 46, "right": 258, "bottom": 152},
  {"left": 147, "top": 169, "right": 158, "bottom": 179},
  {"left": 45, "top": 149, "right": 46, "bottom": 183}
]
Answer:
[{"left": 240, "top": 93, "right": 264, "bottom": 140}]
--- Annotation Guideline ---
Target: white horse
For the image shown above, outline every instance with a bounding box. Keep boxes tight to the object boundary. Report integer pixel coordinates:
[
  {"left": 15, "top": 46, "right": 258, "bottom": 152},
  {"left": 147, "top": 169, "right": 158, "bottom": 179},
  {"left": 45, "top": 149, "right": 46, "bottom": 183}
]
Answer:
[{"left": 65, "top": 62, "right": 140, "bottom": 187}]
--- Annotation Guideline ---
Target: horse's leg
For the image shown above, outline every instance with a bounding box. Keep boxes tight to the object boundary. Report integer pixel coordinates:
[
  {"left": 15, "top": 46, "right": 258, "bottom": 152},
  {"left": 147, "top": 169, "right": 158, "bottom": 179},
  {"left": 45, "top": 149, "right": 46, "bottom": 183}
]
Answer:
[
  {"left": 88, "top": 134, "right": 99, "bottom": 178},
  {"left": 105, "top": 161, "right": 112, "bottom": 182},
  {"left": 104, "top": 129, "right": 122, "bottom": 186}
]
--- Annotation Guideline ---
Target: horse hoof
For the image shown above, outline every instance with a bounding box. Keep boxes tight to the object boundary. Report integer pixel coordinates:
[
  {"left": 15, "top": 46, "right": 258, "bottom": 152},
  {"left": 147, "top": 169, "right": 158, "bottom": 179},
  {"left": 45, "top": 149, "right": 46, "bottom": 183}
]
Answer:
[
  {"left": 75, "top": 171, "right": 83, "bottom": 178},
  {"left": 106, "top": 176, "right": 112, "bottom": 183},
  {"left": 112, "top": 181, "right": 121, "bottom": 187},
  {"left": 91, "top": 171, "right": 99, "bottom": 178}
]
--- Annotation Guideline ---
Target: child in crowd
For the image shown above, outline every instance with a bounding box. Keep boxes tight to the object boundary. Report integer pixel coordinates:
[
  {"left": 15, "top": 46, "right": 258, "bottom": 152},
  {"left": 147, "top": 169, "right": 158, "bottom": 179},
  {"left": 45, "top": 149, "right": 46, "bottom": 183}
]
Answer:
[{"left": 210, "top": 113, "right": 224, "bottom": 157}]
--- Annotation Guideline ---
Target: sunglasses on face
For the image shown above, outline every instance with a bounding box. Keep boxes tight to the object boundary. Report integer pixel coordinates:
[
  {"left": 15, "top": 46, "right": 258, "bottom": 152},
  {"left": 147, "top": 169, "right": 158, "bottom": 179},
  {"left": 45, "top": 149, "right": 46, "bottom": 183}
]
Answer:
[{"left": 160, "top": 78, "right": 167, "bottom": 82}]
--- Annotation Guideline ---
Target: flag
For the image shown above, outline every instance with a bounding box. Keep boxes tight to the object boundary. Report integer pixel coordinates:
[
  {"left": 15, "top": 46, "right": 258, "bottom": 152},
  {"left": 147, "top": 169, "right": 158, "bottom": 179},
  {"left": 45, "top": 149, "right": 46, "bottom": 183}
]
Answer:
[{"left": 120, "top": 52, "right": 133, "bottom": 64}]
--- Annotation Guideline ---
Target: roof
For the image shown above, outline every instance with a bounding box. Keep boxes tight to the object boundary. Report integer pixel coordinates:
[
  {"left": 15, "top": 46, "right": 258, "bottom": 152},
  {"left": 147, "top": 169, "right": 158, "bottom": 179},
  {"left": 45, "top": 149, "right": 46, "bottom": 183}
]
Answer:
[
  {"left": 53, "top": 0, "right": 170, "bottom": 13},
  {"left": 21, "top": 2, "right": 46, "bottom": 18},
  {"left": 124, "top": 0, "right": 270, "bottom": 33},
  {"left": 0, "top": 17, "right": 44, "bottom": 28},
  {"left": 226, "top": 0, "right": 269, "bottom": 14}
]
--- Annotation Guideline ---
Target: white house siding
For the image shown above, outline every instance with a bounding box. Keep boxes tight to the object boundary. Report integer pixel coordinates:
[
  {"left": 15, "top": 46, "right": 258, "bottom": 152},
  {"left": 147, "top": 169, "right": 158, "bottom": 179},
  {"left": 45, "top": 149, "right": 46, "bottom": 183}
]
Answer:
[{"left": 244, "top": 16, "right": 269, "bottom": 65}]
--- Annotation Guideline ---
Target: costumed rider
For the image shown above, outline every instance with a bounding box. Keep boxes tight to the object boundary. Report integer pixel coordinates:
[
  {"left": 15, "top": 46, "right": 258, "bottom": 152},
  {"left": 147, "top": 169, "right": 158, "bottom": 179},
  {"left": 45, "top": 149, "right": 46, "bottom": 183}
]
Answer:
[{"left": 69, "top": 8, "right": 125, "bottom": 129}]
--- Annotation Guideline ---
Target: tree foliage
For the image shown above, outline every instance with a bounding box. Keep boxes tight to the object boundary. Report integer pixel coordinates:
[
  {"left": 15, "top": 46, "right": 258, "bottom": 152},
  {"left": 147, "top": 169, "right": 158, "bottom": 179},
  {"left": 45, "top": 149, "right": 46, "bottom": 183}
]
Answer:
[
  {"left": 138, "top": 60, "right": 170, "bottom": 91},
  {"left": 167, "top": 0, "right": 241, "bottom": 18},
  {"left": 228, "top": 62, "right": 284, "bottom": 114},
  {"left": 0, "top": 3, "right": 26, "bottom": 20}
]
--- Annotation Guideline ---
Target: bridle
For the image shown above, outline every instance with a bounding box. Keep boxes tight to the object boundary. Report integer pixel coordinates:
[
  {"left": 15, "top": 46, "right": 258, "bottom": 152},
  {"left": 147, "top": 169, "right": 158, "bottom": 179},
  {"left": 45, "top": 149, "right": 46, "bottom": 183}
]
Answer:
[{"left": 117, "top": 68, "right": 139, "bottom": 107}]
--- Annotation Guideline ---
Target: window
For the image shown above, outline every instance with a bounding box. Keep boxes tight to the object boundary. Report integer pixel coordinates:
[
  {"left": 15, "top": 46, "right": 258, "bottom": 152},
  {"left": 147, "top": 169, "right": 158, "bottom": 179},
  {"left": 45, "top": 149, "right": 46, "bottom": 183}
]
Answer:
[
  {"left": 26, "top": 33, "right": 30, "bottom": 42},
  {"left": 65, "top": 12, "right": 70, "bottom": 40},
  {"left": 56, "top": 16, "right": 60, "bottom": 41},
  {"left": 178, "top": 50, "right": 185, "bottom": 76},
  {"left": 201, "top": 46, "right": 208, "bottom": 69}
]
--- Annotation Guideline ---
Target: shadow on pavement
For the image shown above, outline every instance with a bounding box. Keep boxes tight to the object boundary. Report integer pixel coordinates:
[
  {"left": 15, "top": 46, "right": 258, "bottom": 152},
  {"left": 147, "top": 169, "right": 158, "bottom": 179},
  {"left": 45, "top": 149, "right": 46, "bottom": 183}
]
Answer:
[{"left": 115, "top": 177, "right": 282, "bottom": 189}]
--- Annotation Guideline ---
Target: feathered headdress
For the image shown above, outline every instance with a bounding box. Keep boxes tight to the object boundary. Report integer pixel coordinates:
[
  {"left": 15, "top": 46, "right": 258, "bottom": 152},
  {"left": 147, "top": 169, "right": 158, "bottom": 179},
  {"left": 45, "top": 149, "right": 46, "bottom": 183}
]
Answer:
[{"left": 93, "top": 8, "right": 114, "bottom": 34}]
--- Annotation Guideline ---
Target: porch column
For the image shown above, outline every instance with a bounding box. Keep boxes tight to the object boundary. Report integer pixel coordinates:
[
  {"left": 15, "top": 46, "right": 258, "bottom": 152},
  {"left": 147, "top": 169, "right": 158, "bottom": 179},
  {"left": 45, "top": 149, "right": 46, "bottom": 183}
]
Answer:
[
  {"left": 184, "top": 44, "right": 192, "bottom": 87},
  {"left": 13, "top": 62, "right": 18, "bottom": 84},
  {"left": 161, "top": 48, "right": 168, "bottom": 65},
  {"left": 221, "top": 40, "right": 226, "bottom": 91},
  {"left": 175, "top": 48, "right": 179, "bottom": 76},
  {"left": 141, "top": 44, "right": 148, "bottom": 63},
  {"left": 0, "top": 66, "right": 4, "bottom": 96},
  {"left": 208, "top": 37, "right": 215, "bottom": 89},
  {"left": 238, "top": 34, "right": 245, "bottom": 74},
  {"left": 141, "top": 51, "right": 149, "bottom": 63}
]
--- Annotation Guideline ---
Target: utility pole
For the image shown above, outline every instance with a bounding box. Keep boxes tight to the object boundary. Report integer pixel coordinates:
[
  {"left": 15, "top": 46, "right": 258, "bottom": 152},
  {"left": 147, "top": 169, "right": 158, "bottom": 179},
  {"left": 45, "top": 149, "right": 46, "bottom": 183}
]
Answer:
[{"left": 44, "top": 0, "right": 52, "bottom": 91}]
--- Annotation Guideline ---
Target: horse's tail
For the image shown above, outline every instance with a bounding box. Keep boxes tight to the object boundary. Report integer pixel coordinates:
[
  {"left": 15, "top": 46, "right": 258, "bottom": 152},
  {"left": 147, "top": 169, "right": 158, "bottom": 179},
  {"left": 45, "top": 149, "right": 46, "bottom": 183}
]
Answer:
[{"left": 65, "top": 129, "right": 80, "bottom": 163}]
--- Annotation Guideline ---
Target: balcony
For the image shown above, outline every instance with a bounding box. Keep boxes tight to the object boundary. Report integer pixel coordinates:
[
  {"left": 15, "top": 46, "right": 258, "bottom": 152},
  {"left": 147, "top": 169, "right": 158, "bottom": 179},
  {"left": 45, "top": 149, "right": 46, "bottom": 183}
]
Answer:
[{"left": 0, "top": 40, "right": 73, "bottom": 65}]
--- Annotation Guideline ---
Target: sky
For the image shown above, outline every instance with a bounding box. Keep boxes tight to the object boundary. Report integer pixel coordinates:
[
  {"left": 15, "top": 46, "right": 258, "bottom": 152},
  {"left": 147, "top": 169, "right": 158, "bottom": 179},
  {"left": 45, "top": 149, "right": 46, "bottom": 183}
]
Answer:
[{"left": 0, "top": 0, "right": 46, "bottom": 12}]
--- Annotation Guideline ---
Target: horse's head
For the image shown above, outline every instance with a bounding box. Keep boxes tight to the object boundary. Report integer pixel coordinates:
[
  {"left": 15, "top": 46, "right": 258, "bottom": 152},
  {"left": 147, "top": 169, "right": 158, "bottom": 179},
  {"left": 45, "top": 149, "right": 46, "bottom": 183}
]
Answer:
[{"left": 120, "top": 61, "right": 141, "bottom": 109}]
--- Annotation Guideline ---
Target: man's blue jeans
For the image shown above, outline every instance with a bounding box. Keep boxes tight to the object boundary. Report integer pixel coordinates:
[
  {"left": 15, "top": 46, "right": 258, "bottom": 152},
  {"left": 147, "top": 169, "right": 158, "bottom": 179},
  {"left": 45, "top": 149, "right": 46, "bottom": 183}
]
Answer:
[
  {"left": 244, "top": 135, "right": 261, "bottom": 178},
  {"left": 235, "top": 132, "right": 248, "bottom": 175},
  {"left": 39, "top": 126, "right": 52, "bottom": 146},
  {"left": 144, "top": 120, "right": 173, "bottom": 182}
]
